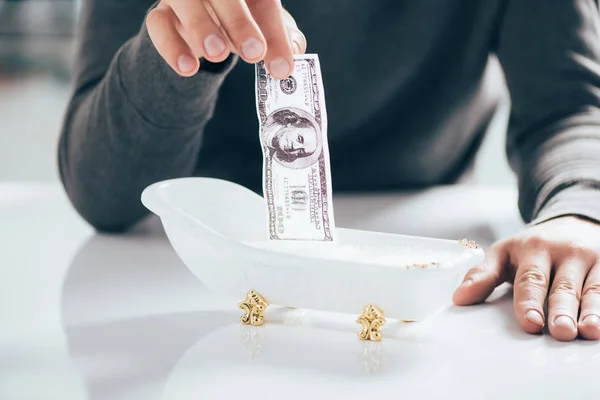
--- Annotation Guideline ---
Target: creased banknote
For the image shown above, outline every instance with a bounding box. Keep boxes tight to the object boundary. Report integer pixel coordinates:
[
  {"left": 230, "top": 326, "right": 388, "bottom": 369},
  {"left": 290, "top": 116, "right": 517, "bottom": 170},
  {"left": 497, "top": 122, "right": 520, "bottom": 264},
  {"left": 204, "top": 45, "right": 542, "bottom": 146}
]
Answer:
[{"left": 255, "top": 54, "right": 336, "bottom": 241}]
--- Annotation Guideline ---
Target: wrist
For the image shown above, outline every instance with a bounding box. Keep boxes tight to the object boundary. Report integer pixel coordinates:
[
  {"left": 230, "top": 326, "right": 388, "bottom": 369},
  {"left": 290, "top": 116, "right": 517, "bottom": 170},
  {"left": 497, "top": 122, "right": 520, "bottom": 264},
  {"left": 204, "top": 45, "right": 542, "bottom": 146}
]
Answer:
[{"left": 528, "top": 182, "right": 600, "bottom": 227}]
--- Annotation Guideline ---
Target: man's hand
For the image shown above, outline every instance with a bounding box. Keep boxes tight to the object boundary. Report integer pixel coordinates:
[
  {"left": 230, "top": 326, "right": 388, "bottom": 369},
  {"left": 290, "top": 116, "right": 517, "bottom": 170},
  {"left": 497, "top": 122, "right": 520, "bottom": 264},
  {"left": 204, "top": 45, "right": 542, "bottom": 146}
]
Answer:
[
  {"left": 453, "top": 216, "right": 600, "bottom": 341},
  {"left": 146, "top": 0, "right": 306, "bottom": 78}
]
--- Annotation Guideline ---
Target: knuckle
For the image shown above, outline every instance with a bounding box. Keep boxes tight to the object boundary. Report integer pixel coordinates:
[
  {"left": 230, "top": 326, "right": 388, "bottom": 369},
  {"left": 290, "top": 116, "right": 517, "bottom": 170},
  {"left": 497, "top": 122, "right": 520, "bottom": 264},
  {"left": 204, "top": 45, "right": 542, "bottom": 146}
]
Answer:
[
  {"left": 146, "top": 8, "right": 163, "bottom": 26},
  {"left": 517, "top": 266, "right": 548, "bottom": 288},
  {"left": 550, "top": 280, "right": 580, "bottom": 301},
  {"left": 490, "top": 241, "right": 505, "bottom": 252},
  {"left": 565, "top": 243, "right": 596, "bottom": 261},
  {"left": 489, "top": 240, "right": 508, "bottom": 257},
  {"left": 226, "top": 16, "right": 254, "bottom": 36},
  {"left": 184, "top": 14, "right": 210, "bottom": 30},
  {"left": 583, "top": 283, "right": 600, "bottom": 298},
  {"left": 522, "top": 234, "right": 547, "bottom": 251}
]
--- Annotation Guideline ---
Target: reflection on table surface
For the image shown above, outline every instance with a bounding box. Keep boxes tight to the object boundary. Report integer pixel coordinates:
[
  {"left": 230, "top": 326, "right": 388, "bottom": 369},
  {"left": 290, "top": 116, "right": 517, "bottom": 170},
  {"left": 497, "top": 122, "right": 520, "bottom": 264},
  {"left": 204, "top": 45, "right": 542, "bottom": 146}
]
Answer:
[
  {"left": 58, "top": 195, "right": 599, "bottom": 400},
  {"left": 3, "top": 183, "right": 600, "bottom": 399}
]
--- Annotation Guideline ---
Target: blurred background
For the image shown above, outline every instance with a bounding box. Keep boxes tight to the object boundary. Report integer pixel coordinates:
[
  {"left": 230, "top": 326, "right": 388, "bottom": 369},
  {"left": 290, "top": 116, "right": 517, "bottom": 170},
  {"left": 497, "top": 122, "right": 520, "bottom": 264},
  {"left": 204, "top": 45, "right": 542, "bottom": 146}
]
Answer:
[
  {"left": 0, "top": 0, "right": 515, "bottom": 185},
  {"left": 0, "top": 0, "right": 78, "bottom": 182}
]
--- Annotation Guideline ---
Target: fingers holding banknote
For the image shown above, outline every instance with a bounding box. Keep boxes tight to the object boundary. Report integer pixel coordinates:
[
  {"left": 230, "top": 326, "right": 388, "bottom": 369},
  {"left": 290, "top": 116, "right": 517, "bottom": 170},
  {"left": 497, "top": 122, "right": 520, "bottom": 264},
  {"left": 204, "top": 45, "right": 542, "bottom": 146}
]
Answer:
[{"left": 147, "top": 0, "right": 305, "bottom": 78}]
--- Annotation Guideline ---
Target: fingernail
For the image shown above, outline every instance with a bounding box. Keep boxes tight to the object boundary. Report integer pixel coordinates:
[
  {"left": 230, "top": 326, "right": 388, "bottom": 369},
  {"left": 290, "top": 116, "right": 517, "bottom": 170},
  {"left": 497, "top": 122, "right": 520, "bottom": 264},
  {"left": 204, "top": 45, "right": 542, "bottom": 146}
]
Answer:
[
  {"left": 177, "top": 54, "right": 196, "bottom": 73},
  {"left": 204, "top": 34, "right": 226, "bottom": 57},
  {"left": 460, "top": 279, "right": 473, "bottom": 288},
  {"left": 525, "top": 310, "right": 545, "bottom": 327},
  {"left": 241, "top": 37, "right": 264, "bottom": 59},
  {"left": 292, "top": 41, "right": 301, "bottom": 54},
  {"left": 581, "top": 314, "right": 600, "bottom": 327},
  {"left": 553, "top": 315, "right": 576, "bottom": 330},
  {"left": 290, "top": 29, "right": 306, "bottom": 51},
  {"left": 269, "top": 57, "right": 291, "bottom": 78}
]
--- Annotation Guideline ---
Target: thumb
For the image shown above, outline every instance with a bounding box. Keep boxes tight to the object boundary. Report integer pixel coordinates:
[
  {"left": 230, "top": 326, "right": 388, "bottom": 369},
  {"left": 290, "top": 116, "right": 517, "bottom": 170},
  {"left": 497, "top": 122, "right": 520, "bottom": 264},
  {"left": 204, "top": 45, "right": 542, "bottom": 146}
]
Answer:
[{"left": 453, "top": 241, "right": 509, "bottom": 305}]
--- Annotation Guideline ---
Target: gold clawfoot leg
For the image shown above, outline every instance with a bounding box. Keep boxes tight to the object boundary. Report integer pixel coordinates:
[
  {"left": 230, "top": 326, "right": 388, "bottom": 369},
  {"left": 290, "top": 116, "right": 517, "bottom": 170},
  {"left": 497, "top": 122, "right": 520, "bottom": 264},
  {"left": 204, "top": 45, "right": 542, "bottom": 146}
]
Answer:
[
  {"left": 239, "top": 289, "right": 269, "bottom": 326},
  {"left": 357, "top": 304, "right": 386, "bottom": 342}
]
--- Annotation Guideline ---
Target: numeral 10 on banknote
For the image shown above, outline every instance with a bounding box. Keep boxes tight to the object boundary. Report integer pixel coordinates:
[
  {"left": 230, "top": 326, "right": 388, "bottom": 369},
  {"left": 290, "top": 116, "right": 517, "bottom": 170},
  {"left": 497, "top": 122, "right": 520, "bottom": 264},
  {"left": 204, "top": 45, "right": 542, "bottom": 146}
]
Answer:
[{"left": 255, "top": 54, "right": 337, "bottom": 241}]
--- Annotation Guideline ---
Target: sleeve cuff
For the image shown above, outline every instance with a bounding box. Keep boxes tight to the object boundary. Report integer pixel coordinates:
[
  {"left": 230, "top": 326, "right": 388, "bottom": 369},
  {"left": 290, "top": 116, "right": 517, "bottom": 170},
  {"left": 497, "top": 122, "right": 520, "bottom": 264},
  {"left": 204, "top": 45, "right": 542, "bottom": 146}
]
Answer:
[
  {"left": 528, "top": 183, "right": 600, "bottom": 226},
  {"left": 115, "top": 19, "right": 238, "bottom": 129}
]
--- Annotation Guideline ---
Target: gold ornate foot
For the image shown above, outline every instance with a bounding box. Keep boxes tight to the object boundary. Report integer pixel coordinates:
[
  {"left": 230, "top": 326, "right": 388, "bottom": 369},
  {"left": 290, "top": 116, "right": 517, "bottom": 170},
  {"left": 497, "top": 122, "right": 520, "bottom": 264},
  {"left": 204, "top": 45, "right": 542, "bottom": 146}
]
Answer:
[
  {"left": 239, "top": 290, "right": 269, "bottom": 326},
  {"left": 357, "top": 304, "right": 386, "bottom": 341},
  {"left": 458, "top": 238, "right": 480, "bottom": 249}
]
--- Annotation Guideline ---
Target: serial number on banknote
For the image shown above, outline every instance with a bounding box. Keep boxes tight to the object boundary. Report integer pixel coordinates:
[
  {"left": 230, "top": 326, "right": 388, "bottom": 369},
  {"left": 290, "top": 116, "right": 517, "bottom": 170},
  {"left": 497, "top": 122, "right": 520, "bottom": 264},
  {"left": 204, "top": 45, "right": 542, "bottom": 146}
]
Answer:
[{"left": 255, "top": 54, "right": 336, "bottom": 241}]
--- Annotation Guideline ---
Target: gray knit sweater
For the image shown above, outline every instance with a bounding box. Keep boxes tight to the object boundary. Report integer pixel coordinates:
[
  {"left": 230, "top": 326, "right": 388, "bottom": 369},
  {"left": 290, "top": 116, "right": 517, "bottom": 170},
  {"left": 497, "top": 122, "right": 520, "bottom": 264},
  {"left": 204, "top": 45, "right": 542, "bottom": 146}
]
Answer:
[{"left": 58, "top": 0, "right": 600, "bottom": 232}]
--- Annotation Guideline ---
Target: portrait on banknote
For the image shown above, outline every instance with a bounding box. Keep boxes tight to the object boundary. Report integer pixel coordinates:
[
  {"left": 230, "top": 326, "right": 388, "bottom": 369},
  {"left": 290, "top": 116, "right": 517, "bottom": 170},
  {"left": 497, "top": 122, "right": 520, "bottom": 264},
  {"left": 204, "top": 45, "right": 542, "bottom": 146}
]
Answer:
[{"left": 262, "top": 108, "right": 322, "bottom": 169}]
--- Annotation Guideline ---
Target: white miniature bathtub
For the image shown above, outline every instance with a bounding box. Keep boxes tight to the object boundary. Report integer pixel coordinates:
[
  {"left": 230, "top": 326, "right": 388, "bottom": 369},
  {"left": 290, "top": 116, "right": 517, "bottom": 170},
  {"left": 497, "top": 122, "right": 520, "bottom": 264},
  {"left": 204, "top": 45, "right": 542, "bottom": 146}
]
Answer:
[{"left": 141, "top": 177, "right": 484, "bottom": 321}]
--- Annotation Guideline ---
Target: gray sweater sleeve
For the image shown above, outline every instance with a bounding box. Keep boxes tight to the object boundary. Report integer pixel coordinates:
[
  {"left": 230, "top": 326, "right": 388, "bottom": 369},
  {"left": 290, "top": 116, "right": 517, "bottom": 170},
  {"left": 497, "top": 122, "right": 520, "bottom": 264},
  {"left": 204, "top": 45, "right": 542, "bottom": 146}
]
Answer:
[
  {"left": 58, "top": 0, "right": 237, "bottom": 232},
  {"left": 498, "top": 0, "right": 600, "bottom": 226}
]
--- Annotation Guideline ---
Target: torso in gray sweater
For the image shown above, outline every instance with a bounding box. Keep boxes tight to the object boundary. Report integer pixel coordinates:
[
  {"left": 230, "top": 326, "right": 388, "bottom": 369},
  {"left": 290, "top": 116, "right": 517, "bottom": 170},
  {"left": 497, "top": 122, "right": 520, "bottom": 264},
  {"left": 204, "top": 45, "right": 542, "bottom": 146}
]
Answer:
[{"left": 59, "top": 0, "right": 600, "bottom": 231}]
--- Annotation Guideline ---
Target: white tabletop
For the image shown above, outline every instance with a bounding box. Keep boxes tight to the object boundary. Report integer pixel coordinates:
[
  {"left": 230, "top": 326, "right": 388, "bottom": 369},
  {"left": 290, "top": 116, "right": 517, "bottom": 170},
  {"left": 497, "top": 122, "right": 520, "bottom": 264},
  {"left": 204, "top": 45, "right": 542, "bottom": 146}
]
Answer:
[{"left": 1, "top": 182, "right": 599, "bottom": 400}]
